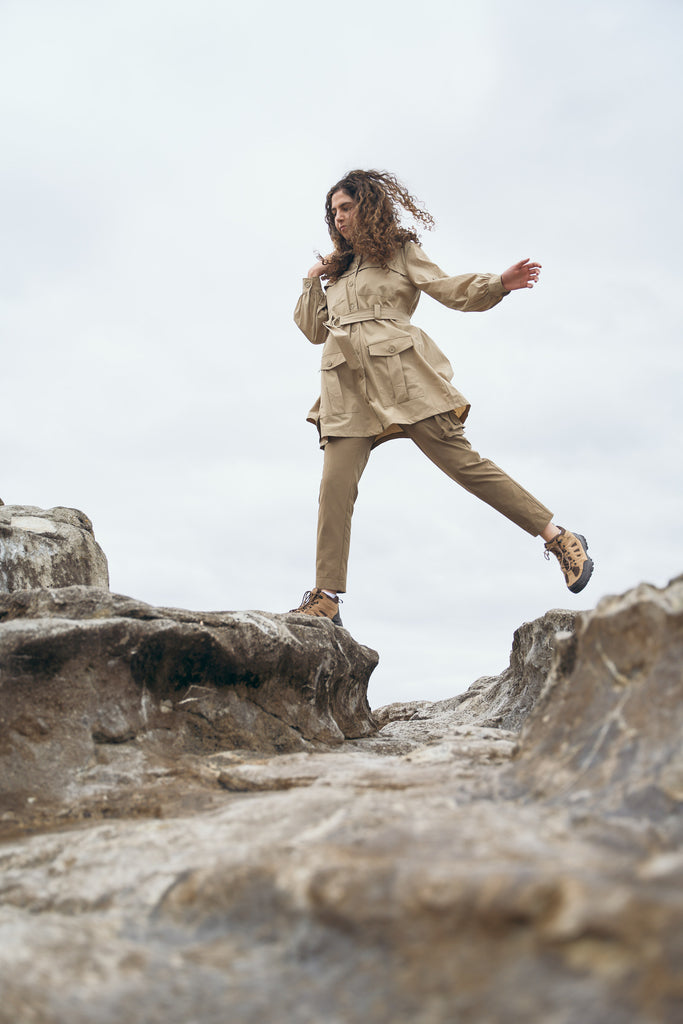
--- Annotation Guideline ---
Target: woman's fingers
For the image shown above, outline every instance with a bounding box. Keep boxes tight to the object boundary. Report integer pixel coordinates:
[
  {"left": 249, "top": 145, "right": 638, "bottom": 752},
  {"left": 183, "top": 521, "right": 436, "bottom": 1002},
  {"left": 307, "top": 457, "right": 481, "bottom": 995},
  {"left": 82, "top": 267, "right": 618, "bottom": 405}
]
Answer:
[{"left": 502, "top": 259, "right": 542, "bottom": 291}]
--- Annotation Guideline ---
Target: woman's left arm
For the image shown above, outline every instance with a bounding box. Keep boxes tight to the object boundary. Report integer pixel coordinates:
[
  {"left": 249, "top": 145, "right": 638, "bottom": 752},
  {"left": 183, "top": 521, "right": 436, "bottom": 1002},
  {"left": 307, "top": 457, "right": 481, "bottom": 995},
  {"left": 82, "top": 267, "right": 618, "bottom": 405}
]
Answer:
[{"left": 403, "top": 242, "right": 539, "bottom": 312}]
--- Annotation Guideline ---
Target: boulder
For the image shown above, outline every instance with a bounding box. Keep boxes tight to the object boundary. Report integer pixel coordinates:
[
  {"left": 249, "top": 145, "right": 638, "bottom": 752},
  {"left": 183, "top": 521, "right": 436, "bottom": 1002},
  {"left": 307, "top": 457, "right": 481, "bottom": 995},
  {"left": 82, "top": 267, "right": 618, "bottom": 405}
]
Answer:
[
  {"left": 0, "top": 504, "right": 109, "bottom": 592},
  {"left": 510, "top": 574, "right": 683, "bottom": 826},
  {"left": 0, "top": 586, "right": 378, "bottom": 827}
]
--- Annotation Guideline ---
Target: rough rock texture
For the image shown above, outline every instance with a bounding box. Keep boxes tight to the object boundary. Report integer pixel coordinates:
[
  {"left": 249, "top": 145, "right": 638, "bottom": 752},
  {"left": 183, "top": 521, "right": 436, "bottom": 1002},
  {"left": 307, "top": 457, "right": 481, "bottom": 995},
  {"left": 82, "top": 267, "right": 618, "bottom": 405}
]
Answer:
[
  {"left": 0, "top": 586, "right": 378, "bottom": 829},
  {"left": 511, "top": 576, "right": 683, "bottom": 823},
  {"left": 0, "top": 505, "right": 109, "bottom": 592},
  {"left": 373, "top": 607, "right": 579, "bottom": 736},
  {"left": 0, "top": 576, "right": 681, "bottom": 1024}
]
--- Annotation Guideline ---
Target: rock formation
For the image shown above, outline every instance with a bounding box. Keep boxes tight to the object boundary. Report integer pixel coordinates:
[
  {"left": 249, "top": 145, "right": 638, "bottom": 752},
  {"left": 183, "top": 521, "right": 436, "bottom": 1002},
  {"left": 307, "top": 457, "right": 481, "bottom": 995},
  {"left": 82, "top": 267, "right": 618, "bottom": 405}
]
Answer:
[
  {"left": 0, "top": 558, "right": 681, "bottom": 1023},
  {"left": 512, "top": 576, "right": 683, "bottom": 822},
  {"left": 0, "top": 586, "right": 378, "bottom": 831},
  {"left": 0, "top": 504, "right": 109, "bottom": 592}
]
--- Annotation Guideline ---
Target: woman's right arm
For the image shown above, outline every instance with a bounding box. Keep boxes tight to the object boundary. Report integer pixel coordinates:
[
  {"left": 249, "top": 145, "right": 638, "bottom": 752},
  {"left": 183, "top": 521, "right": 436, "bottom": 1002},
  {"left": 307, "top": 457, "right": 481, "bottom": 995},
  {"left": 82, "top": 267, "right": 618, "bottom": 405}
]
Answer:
[
  {"left": 293, "top": 268, "right": 329, "bottom": 345},
  {"left": 307, "top": 259, "right": 327, "bottom": 278}
]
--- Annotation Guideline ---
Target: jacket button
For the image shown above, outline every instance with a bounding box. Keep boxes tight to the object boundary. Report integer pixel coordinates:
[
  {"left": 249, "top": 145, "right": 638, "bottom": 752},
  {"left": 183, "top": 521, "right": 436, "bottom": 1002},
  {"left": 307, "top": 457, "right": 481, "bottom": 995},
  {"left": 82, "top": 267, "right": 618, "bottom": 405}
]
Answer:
[{"left": 388, "top": 345, "right": 396, "bottom": 353}]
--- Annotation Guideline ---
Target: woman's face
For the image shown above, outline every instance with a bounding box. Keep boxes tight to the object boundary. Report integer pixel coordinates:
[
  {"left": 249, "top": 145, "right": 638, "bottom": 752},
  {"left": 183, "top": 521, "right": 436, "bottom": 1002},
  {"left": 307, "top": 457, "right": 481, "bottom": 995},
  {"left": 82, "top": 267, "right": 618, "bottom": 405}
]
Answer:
[{"left": 331, "top": 190, "right": 358, "bottom": 239}]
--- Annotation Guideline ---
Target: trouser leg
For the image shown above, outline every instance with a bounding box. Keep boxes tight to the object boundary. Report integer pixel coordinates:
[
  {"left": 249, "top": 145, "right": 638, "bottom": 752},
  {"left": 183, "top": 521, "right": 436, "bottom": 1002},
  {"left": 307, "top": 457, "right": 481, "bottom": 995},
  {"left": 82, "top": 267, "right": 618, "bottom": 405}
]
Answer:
[
  {"left": 402, "top": 413, "right": 553, "bottom": 536},
  {"left": 316, "top": 435, "right": 374, "bottom": 593}
]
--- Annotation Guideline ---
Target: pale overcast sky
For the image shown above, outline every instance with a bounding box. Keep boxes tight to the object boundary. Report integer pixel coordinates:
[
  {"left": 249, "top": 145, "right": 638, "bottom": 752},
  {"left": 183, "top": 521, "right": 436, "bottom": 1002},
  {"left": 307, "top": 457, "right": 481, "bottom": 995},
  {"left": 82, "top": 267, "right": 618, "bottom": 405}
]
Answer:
[{"left": 1, "top": 0, "right": 681, "bottom": 707}]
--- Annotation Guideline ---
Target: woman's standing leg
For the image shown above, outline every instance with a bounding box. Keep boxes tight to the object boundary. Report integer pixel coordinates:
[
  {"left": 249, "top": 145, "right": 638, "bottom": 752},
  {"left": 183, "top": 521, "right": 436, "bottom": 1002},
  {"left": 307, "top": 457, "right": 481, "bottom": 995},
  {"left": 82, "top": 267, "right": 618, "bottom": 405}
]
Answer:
[
  {"left": 290, "top": 435, "right": 373, "bottom": 624},
  {"left": 316, "top": 435, "right": 374, "bottom": 593}
]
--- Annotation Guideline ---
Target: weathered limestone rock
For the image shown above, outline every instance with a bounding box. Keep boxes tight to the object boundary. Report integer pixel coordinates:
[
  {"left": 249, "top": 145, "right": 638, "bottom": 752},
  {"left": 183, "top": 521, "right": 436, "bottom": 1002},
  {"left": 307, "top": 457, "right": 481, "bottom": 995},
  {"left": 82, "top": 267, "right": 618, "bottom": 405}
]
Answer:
[
  {"left": 0, "top": 586, "right": 378, "bottom": 828},
  {"left": 372, "top": 607, "right": 579, "bottom": 754},
  {"left": 510, "top": 575, "right": 683, "bottom": 825},
  {"left": 0, "top": 505, "right": 109, "bottom": 591},
  {"left": 437, "top": 607, "right": 580, "bottom": 731},
  {"left": 0, "top": 575, "right": 681, "bottom": 1024}
]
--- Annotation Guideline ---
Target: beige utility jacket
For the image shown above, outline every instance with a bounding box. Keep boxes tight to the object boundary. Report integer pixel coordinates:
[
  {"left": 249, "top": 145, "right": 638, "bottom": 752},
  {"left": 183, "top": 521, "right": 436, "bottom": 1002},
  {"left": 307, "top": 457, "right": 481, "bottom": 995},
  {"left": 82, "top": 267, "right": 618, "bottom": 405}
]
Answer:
[{"left": 294, "top": 240, "right": 508, "bottom": 448}]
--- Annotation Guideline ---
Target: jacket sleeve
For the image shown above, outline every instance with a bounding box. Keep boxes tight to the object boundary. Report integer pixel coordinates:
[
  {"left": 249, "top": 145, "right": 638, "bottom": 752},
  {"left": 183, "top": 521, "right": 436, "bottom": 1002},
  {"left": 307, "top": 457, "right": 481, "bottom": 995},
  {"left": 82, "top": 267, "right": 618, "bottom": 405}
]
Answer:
[
  {"left": 403, "top": 241, "right": 508, "bottom": 312},
  {"left": 293, "top": 277, "right": 329, "bottom": 345}
]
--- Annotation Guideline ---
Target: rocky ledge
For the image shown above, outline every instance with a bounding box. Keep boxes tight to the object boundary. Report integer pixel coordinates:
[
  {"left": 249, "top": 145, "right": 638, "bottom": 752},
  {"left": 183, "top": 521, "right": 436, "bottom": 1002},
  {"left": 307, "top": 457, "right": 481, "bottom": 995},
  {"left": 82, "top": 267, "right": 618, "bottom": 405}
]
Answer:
[
  {"left": 0, "top": 537, "right": 681, "bottom": 1022},
  {"left": 0, "top": 585, "right": 378, "bottom": 831}
]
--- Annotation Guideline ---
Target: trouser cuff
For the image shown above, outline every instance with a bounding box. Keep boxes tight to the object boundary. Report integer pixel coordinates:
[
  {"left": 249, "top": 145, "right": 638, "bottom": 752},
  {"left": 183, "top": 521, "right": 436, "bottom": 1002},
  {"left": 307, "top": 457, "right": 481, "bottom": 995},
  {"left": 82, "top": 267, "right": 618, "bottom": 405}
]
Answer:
[{"left": 316, "top": 576, "right": 346, "bottom": 593}]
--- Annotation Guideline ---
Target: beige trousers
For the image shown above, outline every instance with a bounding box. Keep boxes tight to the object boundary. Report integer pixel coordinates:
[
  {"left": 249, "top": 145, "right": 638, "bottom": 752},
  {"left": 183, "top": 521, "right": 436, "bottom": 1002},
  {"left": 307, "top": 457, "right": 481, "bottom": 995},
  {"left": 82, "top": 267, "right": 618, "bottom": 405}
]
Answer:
[{"left": 316, "top": 411, "right": 553, "bottom": 593}]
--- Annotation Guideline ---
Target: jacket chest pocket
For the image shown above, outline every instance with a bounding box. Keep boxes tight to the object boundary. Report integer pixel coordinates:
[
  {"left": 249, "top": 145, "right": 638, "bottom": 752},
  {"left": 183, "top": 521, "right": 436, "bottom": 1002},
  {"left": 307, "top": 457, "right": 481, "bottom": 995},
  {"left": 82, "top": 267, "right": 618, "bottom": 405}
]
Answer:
[
  {"left": 320, "top": 350, "right": 346, "bottom": 415},
  {"left": 367, "top": 333, "right": 416, "bottom": 404}
]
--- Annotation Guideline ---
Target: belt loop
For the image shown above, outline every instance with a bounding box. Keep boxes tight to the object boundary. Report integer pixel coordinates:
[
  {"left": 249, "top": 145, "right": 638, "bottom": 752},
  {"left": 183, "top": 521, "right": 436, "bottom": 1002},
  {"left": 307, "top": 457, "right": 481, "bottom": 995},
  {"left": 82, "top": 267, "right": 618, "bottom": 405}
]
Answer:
[{"left": 374, "top": 304, "right": 381, "bottom": 319}]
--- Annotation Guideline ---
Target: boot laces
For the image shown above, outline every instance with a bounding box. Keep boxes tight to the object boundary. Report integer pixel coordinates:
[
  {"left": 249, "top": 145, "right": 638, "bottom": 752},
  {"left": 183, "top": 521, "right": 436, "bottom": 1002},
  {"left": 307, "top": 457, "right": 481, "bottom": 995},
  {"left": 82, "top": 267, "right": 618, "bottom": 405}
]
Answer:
[
  {"left": 296, "top": 589, "right": 316, "bottom": 611},
  {"left": 545, "top": 538, "right": 580, "bottom": 574},
  {"left": 292, "top": 589, "right": 341, "bottom": 613}
]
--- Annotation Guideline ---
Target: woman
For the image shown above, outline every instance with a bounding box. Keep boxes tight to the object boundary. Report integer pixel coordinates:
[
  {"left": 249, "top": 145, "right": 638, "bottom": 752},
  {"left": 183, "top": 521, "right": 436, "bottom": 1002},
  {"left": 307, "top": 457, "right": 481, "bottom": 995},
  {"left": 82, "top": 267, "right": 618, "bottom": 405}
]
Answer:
[{"left": 291, "top": 170, "right": 592, "bottom": 626}]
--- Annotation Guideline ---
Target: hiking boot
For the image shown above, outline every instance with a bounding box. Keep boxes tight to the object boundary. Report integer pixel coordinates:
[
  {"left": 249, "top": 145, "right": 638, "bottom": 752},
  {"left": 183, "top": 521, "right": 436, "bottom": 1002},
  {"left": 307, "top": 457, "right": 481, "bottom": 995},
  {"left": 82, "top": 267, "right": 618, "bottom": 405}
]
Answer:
[
  {"left": 289, "top": 588, "right": 343, "bottom": 626},
  {"left": 544, "top": 527, "right": 594, "bottom": 594}
]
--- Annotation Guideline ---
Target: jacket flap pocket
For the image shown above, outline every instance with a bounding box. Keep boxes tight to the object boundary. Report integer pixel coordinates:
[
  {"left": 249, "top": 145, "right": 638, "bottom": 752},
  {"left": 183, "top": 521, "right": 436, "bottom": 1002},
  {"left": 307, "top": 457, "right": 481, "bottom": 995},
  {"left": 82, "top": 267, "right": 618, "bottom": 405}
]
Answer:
[
  {"left": 367, "top": 333, "right": 414, "bottom": 358},
  {"left": 321, "top": 349, "right": 346, "bottom": 370}
]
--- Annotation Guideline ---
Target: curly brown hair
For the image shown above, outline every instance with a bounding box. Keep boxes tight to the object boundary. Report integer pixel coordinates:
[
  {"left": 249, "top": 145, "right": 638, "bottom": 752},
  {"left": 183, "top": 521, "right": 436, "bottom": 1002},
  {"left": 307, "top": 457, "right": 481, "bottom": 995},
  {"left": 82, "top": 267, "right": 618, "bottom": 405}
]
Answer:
[{"left": 320, "top": 169, "right": 435, "bottom": 283}]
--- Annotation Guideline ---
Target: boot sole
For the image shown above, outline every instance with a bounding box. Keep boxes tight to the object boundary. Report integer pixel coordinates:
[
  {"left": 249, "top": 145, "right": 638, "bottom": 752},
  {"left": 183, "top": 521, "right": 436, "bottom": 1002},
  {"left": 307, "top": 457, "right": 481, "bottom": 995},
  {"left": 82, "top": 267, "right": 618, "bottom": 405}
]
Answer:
[{"left": 568, "top": 533, "right": 594, "bottom": 594}]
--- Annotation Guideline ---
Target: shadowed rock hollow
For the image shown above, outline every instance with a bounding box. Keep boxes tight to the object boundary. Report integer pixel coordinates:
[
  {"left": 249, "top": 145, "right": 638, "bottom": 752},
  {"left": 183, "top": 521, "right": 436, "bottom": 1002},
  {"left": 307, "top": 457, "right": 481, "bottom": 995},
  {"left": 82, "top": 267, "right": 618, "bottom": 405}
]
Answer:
[
  {"left": 0, "top": 586, "right": 378, "bottom": 828},
  {"left": 0, "top": 511, "right": 680, "bottom": 1024}
]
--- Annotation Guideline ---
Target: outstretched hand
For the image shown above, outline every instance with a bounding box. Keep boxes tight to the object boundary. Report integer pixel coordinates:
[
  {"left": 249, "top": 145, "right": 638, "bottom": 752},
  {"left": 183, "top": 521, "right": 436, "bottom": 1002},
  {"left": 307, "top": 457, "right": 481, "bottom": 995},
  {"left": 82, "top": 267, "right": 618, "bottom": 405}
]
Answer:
[{"left": 501, "top": 258, "right": 541, "bottom": 292}]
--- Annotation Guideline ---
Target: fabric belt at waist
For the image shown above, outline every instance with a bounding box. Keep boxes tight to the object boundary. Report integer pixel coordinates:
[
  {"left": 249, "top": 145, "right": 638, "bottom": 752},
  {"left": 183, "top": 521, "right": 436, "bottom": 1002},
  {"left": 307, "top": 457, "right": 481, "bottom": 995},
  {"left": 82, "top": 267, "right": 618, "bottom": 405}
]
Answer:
[{"left": 327, "top": 305, "right": 411, "bottom": 327}]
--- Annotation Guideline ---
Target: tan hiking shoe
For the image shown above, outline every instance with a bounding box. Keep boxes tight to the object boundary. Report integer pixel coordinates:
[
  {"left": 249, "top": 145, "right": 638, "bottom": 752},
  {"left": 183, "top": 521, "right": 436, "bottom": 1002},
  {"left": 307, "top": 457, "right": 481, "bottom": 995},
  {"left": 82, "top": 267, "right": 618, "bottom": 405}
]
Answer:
[
  {"left": 544, "top": 527, "right": 594, "bottom": 594},
  {"left": 289, "top": 588, "right": 343, "bottom": 626}
]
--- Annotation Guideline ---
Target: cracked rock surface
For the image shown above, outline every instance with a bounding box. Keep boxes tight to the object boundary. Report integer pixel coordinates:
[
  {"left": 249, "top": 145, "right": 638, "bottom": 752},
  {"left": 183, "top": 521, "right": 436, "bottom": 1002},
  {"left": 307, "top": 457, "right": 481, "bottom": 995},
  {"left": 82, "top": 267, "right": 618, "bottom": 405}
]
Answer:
[{"left": 0, "top": 574, "right": 681, "bottom": 1023}]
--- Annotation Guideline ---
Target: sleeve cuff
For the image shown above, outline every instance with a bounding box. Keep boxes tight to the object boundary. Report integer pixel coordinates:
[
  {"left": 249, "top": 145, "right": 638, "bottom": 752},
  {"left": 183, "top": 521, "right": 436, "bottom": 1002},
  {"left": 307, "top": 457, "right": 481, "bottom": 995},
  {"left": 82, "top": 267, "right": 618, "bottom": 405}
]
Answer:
[{"left": 492, "top": 274, "right": 509, "bottom": 299}]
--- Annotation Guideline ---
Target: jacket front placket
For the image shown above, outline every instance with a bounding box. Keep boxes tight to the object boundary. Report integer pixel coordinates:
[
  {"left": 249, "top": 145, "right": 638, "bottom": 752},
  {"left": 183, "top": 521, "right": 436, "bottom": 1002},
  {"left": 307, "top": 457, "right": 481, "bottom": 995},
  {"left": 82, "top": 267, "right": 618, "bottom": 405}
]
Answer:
[{"left": 346, "top": 259, "right": 369, "bottom": 402}]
